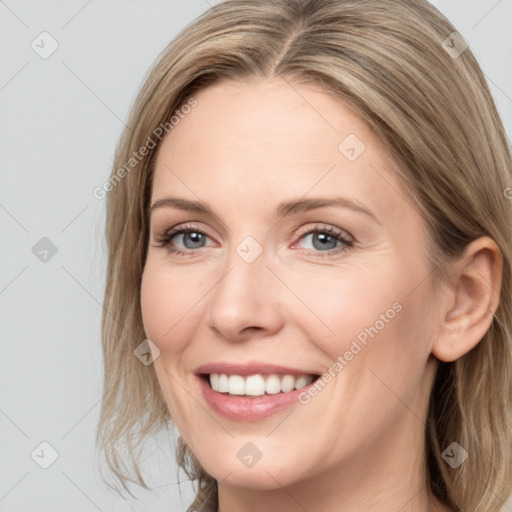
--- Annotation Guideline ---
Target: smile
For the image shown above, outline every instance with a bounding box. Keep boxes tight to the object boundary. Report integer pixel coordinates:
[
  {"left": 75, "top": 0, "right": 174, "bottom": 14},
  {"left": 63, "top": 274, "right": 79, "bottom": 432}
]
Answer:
[{"left": 208, "top": 373, "right": 315, "bottom": 396}]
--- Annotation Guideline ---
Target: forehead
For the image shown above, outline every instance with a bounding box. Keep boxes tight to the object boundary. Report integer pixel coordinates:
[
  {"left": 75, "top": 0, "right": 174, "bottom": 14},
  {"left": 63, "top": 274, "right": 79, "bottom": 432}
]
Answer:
[{"left": 152, "top": 77, "right": 414, "bottom": 226}]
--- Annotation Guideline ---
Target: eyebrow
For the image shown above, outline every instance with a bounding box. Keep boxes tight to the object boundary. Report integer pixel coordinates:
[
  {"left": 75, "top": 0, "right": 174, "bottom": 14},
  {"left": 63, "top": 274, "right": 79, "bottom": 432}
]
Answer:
[{"left": 150, "top": 196, "right": 380, "bottom": 224}]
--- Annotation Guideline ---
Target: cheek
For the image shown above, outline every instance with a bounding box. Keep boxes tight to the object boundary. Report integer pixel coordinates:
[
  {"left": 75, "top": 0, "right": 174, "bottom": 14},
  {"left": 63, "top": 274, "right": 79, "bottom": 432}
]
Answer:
[
  {"left": 140, "top": 264, "right": 203, "bottom": 425},
  {"left": 293, "top": 262, "right": 434, "bottom": 395},
  {"left": 140, "top": 263, "right": 197, "bottom": 353},
  {"left": 286, "top": 266, "right": 405, "bottom": 357}
]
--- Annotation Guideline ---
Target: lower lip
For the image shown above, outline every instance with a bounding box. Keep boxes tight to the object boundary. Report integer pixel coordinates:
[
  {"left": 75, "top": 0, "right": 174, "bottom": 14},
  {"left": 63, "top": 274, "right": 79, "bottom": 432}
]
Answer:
[{"left": 197, "top": 375, "right": 317, "bottom": 421}]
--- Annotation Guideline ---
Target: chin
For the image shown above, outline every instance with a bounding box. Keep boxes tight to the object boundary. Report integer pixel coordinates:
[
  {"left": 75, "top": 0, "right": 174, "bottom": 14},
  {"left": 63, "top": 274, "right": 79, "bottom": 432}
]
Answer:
[
  {"left": 212, "top": 465, "right": 298, "bottom": 490},
  {"left": 195, "top": 446, "right": 308, "bottom": 491}
]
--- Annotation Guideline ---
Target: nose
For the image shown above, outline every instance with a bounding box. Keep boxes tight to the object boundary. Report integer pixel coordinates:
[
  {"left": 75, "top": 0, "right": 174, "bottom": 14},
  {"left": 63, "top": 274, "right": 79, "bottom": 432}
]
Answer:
[{"left": 205, "top": 243, "right": 285, "bottom": 342}]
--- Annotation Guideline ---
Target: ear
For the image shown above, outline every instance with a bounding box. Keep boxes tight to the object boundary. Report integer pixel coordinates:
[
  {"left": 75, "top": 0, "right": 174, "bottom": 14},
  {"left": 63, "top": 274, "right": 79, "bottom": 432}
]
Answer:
[{"left": 432, "top": 236, "right": 503, "bottom": 362}]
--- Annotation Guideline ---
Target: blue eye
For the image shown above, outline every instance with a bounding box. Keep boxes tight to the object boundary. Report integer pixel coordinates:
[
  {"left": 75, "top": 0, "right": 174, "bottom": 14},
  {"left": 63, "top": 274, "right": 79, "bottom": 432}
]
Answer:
[
  {"left": 155, "top": 224, "right": 214, "bottom": 254},
  {"left": 300, "top": 231, "right": 341, "bottom": 251},
  {"left": 295, "top": 226, "right": 353, "bottom": 257},
  {"left": 173, "top": 231, "right": 208, "bottom": 249},
  {"left": 154, "top": 224, "right": 353, "bottom": 258}
]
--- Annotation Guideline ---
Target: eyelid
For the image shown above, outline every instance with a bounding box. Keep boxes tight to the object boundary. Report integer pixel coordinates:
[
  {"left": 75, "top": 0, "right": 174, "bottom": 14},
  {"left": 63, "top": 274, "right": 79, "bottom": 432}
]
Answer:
[
  {"left": 153, "top": 222, "right": 216, "bottom": 249},
  {"left": 153, "top": 221, "right": 354, "bottom": 257},
  {"left": 290, "top": 223, "right": 354, "bottom": 257},
  {"left": 293, "top": 222, "right": 353, "bottom": 242}
]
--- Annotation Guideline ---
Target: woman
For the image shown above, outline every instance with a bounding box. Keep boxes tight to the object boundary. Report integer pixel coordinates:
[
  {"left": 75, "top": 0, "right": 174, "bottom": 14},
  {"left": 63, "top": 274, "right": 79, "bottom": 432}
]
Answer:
[{"left": 96, "top": 1, "right": 512, "bottom": 511}]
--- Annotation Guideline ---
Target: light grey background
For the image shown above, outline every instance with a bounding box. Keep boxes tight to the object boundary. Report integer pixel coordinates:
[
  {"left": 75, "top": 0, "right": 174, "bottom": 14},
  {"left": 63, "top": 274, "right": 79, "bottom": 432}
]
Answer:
[{"left": 1, "top": 1, "right": 511, "bottom": 511}]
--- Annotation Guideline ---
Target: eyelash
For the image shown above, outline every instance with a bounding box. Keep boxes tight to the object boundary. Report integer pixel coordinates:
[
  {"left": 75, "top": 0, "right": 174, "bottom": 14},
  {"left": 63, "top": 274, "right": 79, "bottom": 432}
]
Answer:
[{"left": 153, "top": 223, "right": 354, "bottom": 258}]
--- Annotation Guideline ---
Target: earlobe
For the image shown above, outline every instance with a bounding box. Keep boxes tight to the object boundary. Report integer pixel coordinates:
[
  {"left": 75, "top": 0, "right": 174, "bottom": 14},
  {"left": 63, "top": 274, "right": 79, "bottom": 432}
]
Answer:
[{"left": 432, "top": 236, "right": 502, "bottom": 363}]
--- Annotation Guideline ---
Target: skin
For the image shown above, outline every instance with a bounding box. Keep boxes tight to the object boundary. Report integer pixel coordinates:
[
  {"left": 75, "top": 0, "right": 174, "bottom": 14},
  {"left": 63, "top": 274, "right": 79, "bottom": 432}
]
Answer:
[{"left": 140, "top": 77, "right": 502, "bottom": 512}]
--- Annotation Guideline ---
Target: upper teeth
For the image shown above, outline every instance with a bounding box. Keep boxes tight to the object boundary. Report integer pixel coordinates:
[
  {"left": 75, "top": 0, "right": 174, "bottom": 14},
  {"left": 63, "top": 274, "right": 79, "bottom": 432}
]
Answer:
[{"left": 209, "top": 373, "right": 314, "bottom": 396}]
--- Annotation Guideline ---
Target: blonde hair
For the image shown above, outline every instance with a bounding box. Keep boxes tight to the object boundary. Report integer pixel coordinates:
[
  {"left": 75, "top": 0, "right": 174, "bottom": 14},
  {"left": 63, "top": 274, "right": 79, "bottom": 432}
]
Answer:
[{"left": 96, "top": 1, "right": 512, "bottom": 511}]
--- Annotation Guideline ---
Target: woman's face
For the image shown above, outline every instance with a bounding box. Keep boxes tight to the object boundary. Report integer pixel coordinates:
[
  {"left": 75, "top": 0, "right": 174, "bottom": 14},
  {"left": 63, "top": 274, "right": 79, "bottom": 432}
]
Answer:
[{"left": 141, "top": 77, "right": 442, "bottom": 491}]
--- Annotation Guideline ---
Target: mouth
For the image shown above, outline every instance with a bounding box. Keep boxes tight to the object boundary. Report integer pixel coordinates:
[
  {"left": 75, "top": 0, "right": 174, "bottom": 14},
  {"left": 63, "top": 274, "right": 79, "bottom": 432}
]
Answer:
[
  {"left": 194, "top": 362, "right": 323, "bottom": 420},
  {"left": 196, "top": 372, "right": 322, "bottom": 421},
  {"left": 200, "top": 372, "right": 320, "bottom": 397}
]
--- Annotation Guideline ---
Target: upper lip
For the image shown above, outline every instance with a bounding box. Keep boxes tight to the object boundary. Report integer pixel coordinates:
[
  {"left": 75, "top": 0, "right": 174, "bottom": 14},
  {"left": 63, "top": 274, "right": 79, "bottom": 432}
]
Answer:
[{"left": 195, "top": 361, "right": 319, "bottom": 377}]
